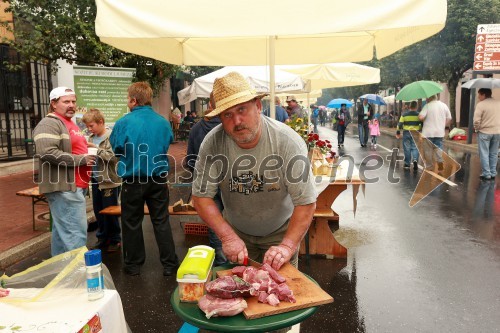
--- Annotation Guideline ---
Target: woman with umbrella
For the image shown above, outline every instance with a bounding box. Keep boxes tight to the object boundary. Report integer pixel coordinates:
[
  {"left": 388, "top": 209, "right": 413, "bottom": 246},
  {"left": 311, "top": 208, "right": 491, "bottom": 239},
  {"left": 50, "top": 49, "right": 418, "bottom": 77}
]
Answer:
[
  {"left": 357, "top": 99, "right": 373, "bottom": 147},
  {"left": 335, "top": 103, "right": 351, "bottom": 148}
]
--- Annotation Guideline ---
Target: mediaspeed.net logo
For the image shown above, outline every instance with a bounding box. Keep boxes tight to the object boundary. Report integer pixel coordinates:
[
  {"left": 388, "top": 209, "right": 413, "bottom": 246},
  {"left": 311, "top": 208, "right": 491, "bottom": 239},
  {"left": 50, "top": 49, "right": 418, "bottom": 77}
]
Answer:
[{"left": 32, "top": 132, "right": 460, "bottom": 207}]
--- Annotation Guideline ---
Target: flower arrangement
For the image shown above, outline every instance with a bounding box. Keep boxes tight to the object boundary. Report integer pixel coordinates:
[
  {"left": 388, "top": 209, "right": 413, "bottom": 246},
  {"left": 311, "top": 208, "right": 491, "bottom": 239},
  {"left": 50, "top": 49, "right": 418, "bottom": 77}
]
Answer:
[{"left": 287, "top": 116, "right": 309, "bottom": 142}]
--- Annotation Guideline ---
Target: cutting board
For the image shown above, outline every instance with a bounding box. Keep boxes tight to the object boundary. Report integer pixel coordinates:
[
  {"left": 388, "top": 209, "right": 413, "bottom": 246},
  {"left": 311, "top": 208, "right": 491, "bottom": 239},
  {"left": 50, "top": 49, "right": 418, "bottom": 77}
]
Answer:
[{"left": 217, "top": 263, "right": 333, "bottom": 319}]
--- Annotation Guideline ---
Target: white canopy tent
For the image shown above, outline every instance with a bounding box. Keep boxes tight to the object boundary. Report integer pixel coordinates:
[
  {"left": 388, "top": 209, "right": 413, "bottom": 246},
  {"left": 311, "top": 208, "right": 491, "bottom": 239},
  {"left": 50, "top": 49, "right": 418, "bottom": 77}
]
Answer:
[
  {"left": 177, "top": 66, "right": 306, "bottom": 105},
  {"left": 95, "top": 0, "right": 447, "bottom": 117}
]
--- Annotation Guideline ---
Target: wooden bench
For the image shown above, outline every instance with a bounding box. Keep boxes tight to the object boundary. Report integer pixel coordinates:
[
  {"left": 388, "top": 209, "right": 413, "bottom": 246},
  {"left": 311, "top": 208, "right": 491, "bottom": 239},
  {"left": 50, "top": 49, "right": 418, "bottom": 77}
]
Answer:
[
  {"left": 16, "top": 186, "right": 49, "bottom": 231},
  {"left": 99, "top": 205, "right": 199, "bottom": 216}
]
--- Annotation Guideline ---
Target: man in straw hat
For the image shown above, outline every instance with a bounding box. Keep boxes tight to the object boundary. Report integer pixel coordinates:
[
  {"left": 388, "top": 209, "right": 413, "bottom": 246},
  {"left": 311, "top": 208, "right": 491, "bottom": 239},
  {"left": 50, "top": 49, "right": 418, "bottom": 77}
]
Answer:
[{"left": 192, "top": 72, "right": 317, "bottom": 271}]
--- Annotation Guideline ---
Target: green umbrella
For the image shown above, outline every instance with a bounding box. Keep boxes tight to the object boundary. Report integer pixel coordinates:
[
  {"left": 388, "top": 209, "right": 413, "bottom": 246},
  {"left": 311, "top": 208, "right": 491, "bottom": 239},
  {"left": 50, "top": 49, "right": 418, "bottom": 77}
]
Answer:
[{"left": 396, "top": 80, "right": 443, "bottom": 101}]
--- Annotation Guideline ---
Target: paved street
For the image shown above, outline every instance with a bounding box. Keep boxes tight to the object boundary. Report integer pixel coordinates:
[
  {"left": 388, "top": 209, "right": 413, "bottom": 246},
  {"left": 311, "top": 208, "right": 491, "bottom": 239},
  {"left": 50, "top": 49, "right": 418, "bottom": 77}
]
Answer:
[{"left": 3, "top": 125, "right": 500, "bottom": 332}]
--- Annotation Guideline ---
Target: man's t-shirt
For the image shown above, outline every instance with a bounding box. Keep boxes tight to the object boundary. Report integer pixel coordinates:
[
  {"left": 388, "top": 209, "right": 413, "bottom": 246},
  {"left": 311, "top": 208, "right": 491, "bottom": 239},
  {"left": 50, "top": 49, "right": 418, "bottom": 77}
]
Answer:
[
  {"left": 192, "top": 115, "right": 317, "bottom": 237},
  {"left": 420, "top": 100, "right": 452, "bottom": 138},
  {"left": 54, "top": 113, "right": 90, "bottom": 188}
]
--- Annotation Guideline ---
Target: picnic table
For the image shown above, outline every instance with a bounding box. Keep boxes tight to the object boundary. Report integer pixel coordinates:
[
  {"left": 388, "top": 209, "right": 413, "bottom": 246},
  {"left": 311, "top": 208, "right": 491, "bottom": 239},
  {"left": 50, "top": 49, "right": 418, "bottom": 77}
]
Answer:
[{"left": 15, "top": 186, "right": 49, "bottom": 231}]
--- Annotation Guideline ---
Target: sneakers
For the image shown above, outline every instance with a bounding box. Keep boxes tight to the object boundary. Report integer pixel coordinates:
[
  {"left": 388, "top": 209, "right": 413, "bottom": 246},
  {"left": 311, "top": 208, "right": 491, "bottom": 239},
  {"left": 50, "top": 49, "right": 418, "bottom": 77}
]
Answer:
[
  {"left": 107, "top": 242, "right": 121, "bottom": 253},
  {"left": 403, "top": 165, "right": 410, "bottom": 170},
  {"left": 479, "top": 175, "right": 492, "bottom": 181},
  {"left": 374, "top": 144, "right": 377, "bottom": 149},
  {"left": 413, "top": 160, "right": 418, "bottom": 171}
]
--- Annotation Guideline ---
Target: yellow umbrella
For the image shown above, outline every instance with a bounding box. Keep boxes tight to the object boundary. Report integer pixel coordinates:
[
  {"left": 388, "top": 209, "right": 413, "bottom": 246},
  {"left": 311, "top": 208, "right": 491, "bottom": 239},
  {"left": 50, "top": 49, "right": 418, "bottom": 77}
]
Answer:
[{"left": 95, "top": 0, "right": 447, "bottom": 117}]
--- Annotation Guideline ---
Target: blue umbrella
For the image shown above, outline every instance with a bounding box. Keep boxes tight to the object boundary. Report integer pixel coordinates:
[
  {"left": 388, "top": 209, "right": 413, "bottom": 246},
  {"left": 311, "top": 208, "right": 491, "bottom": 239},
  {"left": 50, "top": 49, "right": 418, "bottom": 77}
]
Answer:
[
  {"left": 327, "top": 98, "right": 353, "bottom": 108},
  {"left": 359, "top": 94, "right": 386, "bottom": 105}
]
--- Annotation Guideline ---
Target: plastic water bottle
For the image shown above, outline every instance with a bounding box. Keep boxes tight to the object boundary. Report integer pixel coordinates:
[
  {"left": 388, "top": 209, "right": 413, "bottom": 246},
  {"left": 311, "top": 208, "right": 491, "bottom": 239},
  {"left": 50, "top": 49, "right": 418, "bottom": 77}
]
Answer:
[{"left": 84, "top": 249, "right": 104, "bottom": 301}]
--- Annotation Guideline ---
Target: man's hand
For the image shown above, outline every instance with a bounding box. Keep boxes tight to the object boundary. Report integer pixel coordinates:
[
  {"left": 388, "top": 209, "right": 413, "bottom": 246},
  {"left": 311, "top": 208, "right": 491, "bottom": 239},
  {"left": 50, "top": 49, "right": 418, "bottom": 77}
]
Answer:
[
  {"left": 264, "top": 244, "right": 294, "bottom": 270},
  {"left": 84, "top": 154, "right": 97, "bottom": 166},
  {"left": 221, "top": 234, "right": 248, "bottom": 264}
]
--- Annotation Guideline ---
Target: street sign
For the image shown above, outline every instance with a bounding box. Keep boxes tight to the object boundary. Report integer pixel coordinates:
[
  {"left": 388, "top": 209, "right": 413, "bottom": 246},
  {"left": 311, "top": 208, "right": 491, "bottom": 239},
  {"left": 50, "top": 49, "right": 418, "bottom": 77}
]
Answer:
[{"left": 474, "top": 24, "right": 500, "bottom": 71}]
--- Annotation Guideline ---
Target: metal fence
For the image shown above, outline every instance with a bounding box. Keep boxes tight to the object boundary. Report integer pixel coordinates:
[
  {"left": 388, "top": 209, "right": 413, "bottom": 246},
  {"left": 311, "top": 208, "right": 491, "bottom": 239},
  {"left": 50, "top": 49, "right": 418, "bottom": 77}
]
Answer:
[{"left": 0, "top": 44, "right": 51, "bottom": 161}]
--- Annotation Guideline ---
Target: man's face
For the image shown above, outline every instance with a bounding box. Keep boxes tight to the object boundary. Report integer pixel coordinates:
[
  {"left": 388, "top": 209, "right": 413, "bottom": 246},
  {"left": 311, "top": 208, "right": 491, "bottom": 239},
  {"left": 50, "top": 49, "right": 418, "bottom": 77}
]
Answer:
[
  {"left": 287, "top": 100, "right": 297, "bottom": 108},
  {"left": 51, "top": 95, "right": 77, "bottom": 119},
  {"left": 86, "top": 120, "right": 106, "bottom": 136},
  {"left": 363, "top": 99, "right": 368, "bottom": 106},
  {"left": 219, "top": 99, "right": 262, "bottom": 148},
  {"left": 478, "top": 92, "right": 486, "bottom": 101}
]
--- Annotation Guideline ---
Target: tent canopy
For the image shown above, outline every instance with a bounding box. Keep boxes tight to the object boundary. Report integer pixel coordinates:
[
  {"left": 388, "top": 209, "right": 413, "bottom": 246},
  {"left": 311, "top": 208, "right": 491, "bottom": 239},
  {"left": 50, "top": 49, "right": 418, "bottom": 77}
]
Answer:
[
  {"left": 177, "top": 66, "right": 306, "bottom": 105},
  {"left": 95, "top": 0, "right": 447, "bottom": 66}
]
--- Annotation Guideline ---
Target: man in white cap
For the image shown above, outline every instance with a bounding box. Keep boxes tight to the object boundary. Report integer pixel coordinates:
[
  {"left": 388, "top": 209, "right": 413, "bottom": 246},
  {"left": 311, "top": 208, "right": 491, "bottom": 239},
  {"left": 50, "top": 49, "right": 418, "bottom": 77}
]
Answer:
[
  {"left": 192, "top": 72, "right": 317, "bottom": 271},
  {"left": 33, "top": 87, "right": 95, "bottom": 256}
]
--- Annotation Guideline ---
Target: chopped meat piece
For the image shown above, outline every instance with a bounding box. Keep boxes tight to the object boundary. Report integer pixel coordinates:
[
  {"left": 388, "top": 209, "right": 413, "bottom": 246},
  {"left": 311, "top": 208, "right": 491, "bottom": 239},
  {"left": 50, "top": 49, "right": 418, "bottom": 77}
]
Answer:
[
  {"left": 231, "top": 266, "right": 247, "bottom": 277},
  {"left": 257, "top": 291, "right": 269, "bottom": 303},
  {"left": 266, "top": 293, "right": 280, "bottom": 306},
  {"left": 261, "top": 263, "right": 286, "bottom": 283},
  {"left": 276, "top": 283, "right": 296, "bottom": 303},
  {"left": 205, "top": 275, "right": 253, "bottom": 298},
  {"left": 198, "top": 294, "right": 247, "bottom": 319}
]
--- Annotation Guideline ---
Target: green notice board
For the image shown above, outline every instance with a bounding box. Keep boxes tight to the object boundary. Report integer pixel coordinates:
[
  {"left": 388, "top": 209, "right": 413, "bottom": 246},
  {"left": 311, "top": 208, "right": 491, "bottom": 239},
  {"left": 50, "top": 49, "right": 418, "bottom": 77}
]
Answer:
[{"left": 73, "top": 66, "right": 135, "bottom": 123}]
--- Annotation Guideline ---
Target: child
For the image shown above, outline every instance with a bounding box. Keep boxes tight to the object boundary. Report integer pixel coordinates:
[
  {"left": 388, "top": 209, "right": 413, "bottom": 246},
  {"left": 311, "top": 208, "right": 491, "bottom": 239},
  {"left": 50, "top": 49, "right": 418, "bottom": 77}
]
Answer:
[
  {"left": 396, "top": 100, "right": 422, "bottom": 170},
  {"left": 368, "top": 119, "right": 381, "bottom": 148},
  {"left": 82, "top": 109, "right": 122, "bottom": 253}
]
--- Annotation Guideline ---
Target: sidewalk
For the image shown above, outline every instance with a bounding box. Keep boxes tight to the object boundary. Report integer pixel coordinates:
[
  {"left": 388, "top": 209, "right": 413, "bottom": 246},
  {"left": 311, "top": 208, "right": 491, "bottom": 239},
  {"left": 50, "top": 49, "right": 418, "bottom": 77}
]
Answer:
[{"left": 0, "top": 140, "right": 188, "bottom": 270}]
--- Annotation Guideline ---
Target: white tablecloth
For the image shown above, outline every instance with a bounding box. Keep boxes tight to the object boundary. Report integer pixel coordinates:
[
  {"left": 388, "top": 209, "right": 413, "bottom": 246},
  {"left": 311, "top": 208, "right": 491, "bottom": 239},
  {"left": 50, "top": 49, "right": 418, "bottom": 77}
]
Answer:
[{"left": 0, "top": 289, "right": 129, "bottom": 332}]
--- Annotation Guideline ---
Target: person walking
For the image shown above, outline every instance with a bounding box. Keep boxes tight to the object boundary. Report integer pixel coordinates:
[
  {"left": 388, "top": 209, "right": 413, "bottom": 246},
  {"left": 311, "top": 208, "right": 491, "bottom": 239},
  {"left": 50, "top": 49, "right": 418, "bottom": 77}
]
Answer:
[
  {"left": 33, "top": 87, "right": 96, "bottom": 256},
  {"left": 335, "top": 103, "right": 351, "bottom": 148},
  {"left": 192, "top": 72, "right": 317, "bottom": 270},
  {"left": 368, "top": 119, "right": 381, "bottom": 149},
  {"left": 357, "top": 99, "right": 373, "bottom": 147},
  {"left": 264, "top": 96, "right": 289, "bottom": 123},
  {"left": 311, "top": 104, "right": 319, "bottom": 133},
  {"left": 186, "top": 92, "right": 228, "bottom": 266},
  {"left": 418, "top": 94, "right": 452, "bottom": 171},
  {"left": 110, "top": 81, "right": 179, "bottom": 276},
  {"left": 396, "top": 100, "right": 422, "bottom": 170},
  {"left": 473, "top": 88, "right": 500, "bottom": 180},
  {"left": 82, "top": 108, "right": 122, "bottom": 253}
]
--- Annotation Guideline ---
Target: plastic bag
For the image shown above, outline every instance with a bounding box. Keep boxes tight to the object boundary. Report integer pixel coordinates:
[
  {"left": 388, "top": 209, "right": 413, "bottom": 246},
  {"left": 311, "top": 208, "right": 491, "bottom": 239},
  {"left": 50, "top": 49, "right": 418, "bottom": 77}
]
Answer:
[
  {"left": 448, "top": 127, "right": 466, "bottom": 139},
  {"left": 0, "top": 246, "right": 115, "bottom": 303}
]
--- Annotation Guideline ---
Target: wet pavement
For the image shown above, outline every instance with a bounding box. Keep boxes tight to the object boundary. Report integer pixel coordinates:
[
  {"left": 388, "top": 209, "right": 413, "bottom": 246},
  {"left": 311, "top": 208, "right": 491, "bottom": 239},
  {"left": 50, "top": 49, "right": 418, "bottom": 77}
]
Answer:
[{"left": 4, "top": 125, "right": 500, "bottom": 332}]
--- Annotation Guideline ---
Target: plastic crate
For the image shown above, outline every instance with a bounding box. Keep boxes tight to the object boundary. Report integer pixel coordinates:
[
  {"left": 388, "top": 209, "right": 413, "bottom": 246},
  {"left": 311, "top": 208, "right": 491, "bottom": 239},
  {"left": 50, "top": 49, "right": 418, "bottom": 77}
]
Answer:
[{"left": 183, "top": 223, "right": 209, "bottom": 236}]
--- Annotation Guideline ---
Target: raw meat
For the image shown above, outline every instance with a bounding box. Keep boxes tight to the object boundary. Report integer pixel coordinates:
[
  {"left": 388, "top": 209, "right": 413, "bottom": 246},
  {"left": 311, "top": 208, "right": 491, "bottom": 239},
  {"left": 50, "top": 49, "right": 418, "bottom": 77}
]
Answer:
[
  {"left": 198, "top": 294, "right": 247, "bottom": 319},
  {"left": 260, "top": 263, "right": 286, "bottom": 283},
  {"left": 205, "top": 275, "right": 254, "bottom": 298}
]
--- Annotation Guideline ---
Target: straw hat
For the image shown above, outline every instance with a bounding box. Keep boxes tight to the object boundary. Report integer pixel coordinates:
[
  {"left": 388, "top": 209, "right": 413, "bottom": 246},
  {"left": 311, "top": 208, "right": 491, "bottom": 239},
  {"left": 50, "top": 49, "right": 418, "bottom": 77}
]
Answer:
[{"left": 205, "top": 72, "right": 268, "bottom": 118}]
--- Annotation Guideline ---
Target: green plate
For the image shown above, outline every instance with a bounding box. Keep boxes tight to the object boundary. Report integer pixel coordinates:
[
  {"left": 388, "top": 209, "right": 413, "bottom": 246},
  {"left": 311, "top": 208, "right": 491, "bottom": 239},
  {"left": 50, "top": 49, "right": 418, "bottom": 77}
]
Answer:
[{"left": 170, "top": 265, "right": 318, "bottom": 332}]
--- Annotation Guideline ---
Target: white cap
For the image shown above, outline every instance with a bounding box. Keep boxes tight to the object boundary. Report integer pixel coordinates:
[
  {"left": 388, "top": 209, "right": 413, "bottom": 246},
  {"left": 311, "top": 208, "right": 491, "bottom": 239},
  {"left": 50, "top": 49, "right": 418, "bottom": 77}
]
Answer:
[{"left": 49, "top": 87, "right": 76, "bottom": 101}]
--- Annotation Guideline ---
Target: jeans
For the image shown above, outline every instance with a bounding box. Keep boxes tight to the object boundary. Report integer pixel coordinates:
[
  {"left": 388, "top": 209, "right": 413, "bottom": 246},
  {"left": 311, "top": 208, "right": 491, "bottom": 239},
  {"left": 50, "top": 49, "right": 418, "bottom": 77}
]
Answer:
[
  {"left": 478, "top": 132, "right": 500, "bottom": 178},
  {"left": 371, "top": 135, "right": 378, "bottom": 145},
  {"left": 422, "top": 137, "right": 444, "bottom": 167},
  {"left": 91, "top": 180, "right": 121, "bottom": 244},
  {"left": 403, "top": 131, "right": 419, "bottom": 166},
  {"left": 312, "top": 117, "right": 318, "bottom": 133},
  {"left": 337, "top": 125, "right": 346, "bottom": 144},
  {"left": 121, "top": 180, "right": 179, "bottom": 269},
  {"left": 358, "top": 122, "right": 368, "bottom": 145},
  {"left": 45, "top": 188, "right": 88, "bottom": 256}
]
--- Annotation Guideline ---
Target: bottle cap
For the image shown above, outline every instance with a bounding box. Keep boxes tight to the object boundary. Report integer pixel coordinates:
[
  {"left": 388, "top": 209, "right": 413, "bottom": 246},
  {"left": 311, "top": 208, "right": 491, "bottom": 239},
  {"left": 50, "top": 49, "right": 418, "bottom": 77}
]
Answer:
[{"left": 84, "top": 249, "right": 102, "bottom": 266}]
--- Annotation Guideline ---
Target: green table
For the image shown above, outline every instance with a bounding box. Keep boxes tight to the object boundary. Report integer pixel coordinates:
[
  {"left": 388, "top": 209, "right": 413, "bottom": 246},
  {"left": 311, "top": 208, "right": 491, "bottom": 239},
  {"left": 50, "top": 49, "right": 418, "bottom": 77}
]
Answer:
[{"left": 170, "top": 265, "right": 319, "bottom": 332}]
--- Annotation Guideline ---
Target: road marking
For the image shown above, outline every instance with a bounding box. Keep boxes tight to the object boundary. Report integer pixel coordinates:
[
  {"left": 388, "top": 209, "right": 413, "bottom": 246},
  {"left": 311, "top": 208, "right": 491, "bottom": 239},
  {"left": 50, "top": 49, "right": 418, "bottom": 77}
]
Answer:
[{"left": 377, "top": 144, "right": 393, "bottom": 153}]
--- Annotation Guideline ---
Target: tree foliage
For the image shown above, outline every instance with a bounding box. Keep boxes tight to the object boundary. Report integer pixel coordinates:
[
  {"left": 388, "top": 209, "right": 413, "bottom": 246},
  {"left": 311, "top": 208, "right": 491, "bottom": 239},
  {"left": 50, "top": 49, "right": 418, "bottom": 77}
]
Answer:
[{"left": 0, "top": 0, "right": 177, "bottom": 95}]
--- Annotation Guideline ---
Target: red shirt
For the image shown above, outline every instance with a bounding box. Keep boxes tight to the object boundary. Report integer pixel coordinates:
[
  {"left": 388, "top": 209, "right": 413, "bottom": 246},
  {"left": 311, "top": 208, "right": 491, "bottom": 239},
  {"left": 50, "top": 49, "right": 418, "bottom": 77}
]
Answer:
[{"left": 53, "top": 113, "right": 90, "bottom": 188}]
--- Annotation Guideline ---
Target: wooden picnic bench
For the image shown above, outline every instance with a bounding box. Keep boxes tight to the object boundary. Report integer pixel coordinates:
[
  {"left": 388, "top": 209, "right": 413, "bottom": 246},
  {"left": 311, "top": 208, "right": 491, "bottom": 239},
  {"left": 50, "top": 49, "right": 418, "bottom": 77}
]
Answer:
[{"left": 15, "top": 186, "right": 49, "bottom": 231}]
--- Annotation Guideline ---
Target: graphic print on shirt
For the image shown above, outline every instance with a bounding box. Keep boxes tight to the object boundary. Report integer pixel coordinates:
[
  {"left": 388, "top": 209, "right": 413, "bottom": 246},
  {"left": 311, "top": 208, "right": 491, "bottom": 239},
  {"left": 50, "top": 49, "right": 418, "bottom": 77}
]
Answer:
[{"left": 229, "top": 171, "right": 265, "bottom": 195}]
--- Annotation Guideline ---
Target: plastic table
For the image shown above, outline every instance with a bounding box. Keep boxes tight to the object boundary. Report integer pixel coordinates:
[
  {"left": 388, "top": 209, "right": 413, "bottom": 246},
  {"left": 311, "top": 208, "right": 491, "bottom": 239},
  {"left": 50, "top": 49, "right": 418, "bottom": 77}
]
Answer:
[{"left": 170, "top": 265, "right": 318, "bottom": 332}]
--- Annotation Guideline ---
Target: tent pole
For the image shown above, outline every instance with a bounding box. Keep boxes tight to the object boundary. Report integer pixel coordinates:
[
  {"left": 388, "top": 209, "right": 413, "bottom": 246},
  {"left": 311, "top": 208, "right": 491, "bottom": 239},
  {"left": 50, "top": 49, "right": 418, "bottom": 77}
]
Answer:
[{"left": 269, "top": 36, "right": 276, "bottom": 119}]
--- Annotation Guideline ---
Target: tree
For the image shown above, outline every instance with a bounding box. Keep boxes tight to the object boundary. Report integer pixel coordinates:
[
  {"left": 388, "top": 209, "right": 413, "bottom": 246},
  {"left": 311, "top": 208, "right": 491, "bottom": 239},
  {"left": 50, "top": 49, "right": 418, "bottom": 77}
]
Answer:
[
  {"left": 0, "top": 0, "right": 177, "bottom": 95},
  {"left": 377, "top": 0, "right": 500, "bottom": 126}
]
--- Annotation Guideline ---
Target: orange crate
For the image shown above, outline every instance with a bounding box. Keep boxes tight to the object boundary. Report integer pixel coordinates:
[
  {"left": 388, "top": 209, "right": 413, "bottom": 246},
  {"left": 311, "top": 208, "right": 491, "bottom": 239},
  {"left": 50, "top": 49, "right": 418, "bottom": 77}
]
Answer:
[{"left": 183, "top": 223, "right": 209, "bottom": 236}]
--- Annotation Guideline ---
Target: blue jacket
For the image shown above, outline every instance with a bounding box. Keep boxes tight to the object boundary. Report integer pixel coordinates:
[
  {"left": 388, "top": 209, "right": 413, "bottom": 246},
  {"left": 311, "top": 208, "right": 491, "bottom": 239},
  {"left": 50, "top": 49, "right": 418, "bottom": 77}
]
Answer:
[{"left": 110, "top": 105, "right": 174, "bottom": 179}]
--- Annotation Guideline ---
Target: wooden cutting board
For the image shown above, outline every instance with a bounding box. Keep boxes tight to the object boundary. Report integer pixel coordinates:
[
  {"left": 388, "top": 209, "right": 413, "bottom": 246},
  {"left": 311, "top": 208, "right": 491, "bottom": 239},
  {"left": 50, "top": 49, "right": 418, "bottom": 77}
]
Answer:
[{"left": 217, "top": 263, "right": 333, "bottom": 319}]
